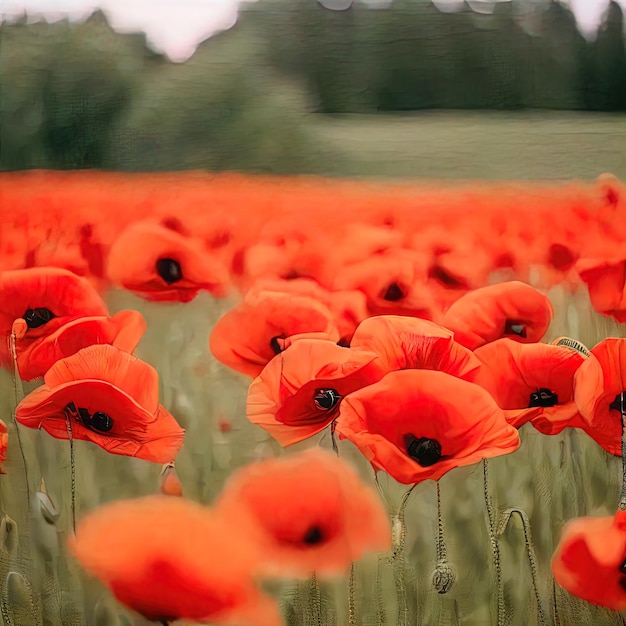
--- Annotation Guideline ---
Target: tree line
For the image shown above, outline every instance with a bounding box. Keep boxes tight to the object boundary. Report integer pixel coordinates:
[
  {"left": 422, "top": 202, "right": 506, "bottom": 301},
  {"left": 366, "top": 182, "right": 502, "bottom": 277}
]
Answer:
[{"left": 0, "top": 0, "right": 624, "bottom": 172}]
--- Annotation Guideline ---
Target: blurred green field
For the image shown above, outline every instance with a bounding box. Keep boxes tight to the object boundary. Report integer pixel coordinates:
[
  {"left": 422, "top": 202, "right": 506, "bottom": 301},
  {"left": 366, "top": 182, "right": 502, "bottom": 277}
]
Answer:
[{"left": 310, "top": 111, "right": 626, "bottom": 181}]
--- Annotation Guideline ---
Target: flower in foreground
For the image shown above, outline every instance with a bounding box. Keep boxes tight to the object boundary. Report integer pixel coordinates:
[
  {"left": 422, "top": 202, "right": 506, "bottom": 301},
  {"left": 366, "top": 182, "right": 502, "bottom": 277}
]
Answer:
[
  {"left": 552, "top": 510, "right": 626, "bottom": 611},
  {"left": 0, "top": 267, "right": 108, "bottom": 371},
  {"left": 15, "top": 344, "right": 184, "bottom": 464},
  {"left": 574, "top": 338, "right": 626, "bottom": 456},
  {"left": 214, "top": 448, "right": 391, "bottom": 578},
  {"left": 335, "top": 369, "right": 521, "bottom": 484},
  {"left": 13, "top": 309, "right": 146, "bottom": 381},
  {"left": 349, "top": 315, "right": 481, "bottom": 379},
  {"left": 70, "top": 495, "right": 281, "bottom": 625},
  {"left": 209, "top": 289, "right": 339, "bottom": 378},
  {"left": 441, "top": 281, "right": 554, "bottom": 350},
  {"left": 246, "top": 339, "right": 385, "bottom": 446},
  {"left": 472, "top": 339, "right": 586, "bottom": 431}
]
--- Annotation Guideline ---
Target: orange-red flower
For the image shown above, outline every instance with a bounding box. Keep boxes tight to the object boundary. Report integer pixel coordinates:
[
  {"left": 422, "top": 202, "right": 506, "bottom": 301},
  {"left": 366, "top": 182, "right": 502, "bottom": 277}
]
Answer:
[
  {"left": 577, "top": 257, "right": 626, "bottom": 322},
  {"left": 552, "top": 510, "right": 626, "bottom": 611},
  {"left": 574, "top": 338, "right": 626, "bottom": 456},
  {"left": 70, "top": 495, "right": 281, "bottom": 625},
  {"left": 441, "top": 281, "right": 554, "bottom": 350},
  {"left": 209, "top": 289, "right": 340, "bottom": 378},
  {"left": 107, "top": 221, "right": 230, "bottom": 303},
  {"left": 472, "top": 339, "right": 586, "bottom": 431},
  {"left": 335, "top": 369, "right": 521, "bottom": 484},
  {"left": 246, "top": 339, "right": 386, "bottom": 446},
  {"left": 13, "top": 310, "right": 146, "bottom": 381},
  {"left": 330, "top": 251, "right": 440, "bottom": 321},
  {"left": 214, "top": 448, "right": 391, "bottom": 578},
  {"left": 246, "top": 278, "right": 368, "bottom": 344},
  {"left": 0, "top": 419, "right": 7, "bottom": 474},
  {"left": 15, "top": 344, "right": 185, "bottom": 464},
  {"left": 0, "top": 267, "right": 108, "bottom": 371},
  {"left": 350, "top": 315, "right": 481, "bottom": 379}
]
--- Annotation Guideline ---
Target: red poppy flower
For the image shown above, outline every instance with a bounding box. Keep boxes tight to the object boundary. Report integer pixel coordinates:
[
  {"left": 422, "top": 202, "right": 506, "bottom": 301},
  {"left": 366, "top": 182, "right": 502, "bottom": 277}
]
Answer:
[
  {"left": 573, "top": 338, "right": 626, "bottom": 456},
  {"left": 107, "top": 221, "right": 230, "bottom": 303},
  {"left": 0, "top": 419, "right": 7, "bottom": 474},
  {"left": 330, "top": 251, "right": 440, "bottom": 321},
  {"left": 472, "top": 339, "right": 585, "bottom": 430},
  {"left": 246, "top": 339, "right": 386, "bottom": 446},
  {"left": 12, "top": 309, "right": 146, "bottom": 381},
  {"left": 209, "top": 290, "right": 340, "bottom": 378},
  {"left": 441, "top": 281, "right": 554, "bottom": 350},
  {"left": 15, "top": 344, "right": 185, "bottom": 464},
  {"left": 577, "top": 257, "right": 626, "bottom": 322},
  {"left": 552, "top": 510, "right": 626, "bottom": 611},
  {"left": 335, "top": 369, "right": 521, "bottom": 484},
  {"left": 350, "top": 315, "right": 481, "bottom": 379},
  {"left": 0, "top": 267, "right": 109, "bottom": 371},
  {"left": 214, "top": 448, "right": 391, "bottom": 578},
  {"left": 247, "top": 278, "right": 368, "bottom": 344},
  {"left": 70, "top": 495, "right": 281, "bottom": 625}
]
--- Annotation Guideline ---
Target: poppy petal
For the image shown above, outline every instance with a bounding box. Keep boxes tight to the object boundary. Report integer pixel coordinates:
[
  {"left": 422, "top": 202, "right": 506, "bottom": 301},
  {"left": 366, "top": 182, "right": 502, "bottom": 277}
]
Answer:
[
  {"left": 350, "top": 315, "right": 481, "bottom": 378},
  {"left": 15, "top": 310, "right": 146, "bottom": 381},
  {"left": 552, "top": 510, "right": 626, "bottom": 611},
  {"left": 107, "top": 221, "right": 230, "bottom": 303},
  {"left": 335, "top": 369, "right": 521, "bottom": 484},
  {"left": 0, "top": 267, "right": 108, "bottom": 369},
  {"left": 209, "top": 290, "right": 339, "bottom": 378},
  {"left": 70, "top": 495, "right": 281, "bottom": 625},
  {"left": 573, "top": 338, "right": 626, "bottom": 455},
  {"left": 215, "top": 448, "right": 391, "bottom": 578},
  {"left": 15, "top": 345, "right": 184, "bottom": 464},
  {"left": 246, "top": 340, "right": 385, "bottom": 446},
  {"left": 441, "top": 281, "right": 554, "bottom": 350}
]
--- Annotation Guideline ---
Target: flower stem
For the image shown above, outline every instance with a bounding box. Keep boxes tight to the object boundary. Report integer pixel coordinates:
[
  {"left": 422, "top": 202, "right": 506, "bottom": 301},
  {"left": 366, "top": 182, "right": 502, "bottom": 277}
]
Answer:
[
  {"left": 432, "top": 481, "right": 455, "bottom": 594},
  {"left": 482, "top": 459, "right": 504, "bottom": 624},
  {"left": 10, "top": 330, "right": 30, "bottom": 509},
  {"left": 619, "top": 401, "right": 626, "bottom": 510},
  {"left": 65, "top": 415, "right": 76, "bottom": 534}
]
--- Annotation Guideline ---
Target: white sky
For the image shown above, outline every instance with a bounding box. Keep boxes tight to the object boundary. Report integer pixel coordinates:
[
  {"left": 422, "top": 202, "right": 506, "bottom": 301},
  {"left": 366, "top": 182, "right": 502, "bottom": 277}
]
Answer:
[{"left": 1, "top": 0, "right": 624, "bottom": 62}]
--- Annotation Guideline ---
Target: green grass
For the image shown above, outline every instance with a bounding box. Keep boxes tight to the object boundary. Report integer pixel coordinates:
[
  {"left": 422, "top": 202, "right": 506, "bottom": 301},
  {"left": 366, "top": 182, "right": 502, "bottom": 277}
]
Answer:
[{"left": 309, "top": 111, "right": 626, "bottom": 181}]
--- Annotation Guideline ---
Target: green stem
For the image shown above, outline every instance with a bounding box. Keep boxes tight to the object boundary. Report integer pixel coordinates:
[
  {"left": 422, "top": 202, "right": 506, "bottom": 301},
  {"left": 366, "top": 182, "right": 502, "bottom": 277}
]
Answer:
[
  {"left": 10, "top": 331, "right": 31, "bottom": 510},
  {"left": 65, "top": 416, "right": 76, "bottom": 534},
  {"left": 483, "top": 459, "right": 504, "bottom": 625}
]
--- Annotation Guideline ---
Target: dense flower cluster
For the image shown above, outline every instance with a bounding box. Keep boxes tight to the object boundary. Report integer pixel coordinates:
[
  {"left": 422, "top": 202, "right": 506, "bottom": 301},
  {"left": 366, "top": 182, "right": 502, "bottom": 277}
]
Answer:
[{"left": 2, "top": 170, "right": 626, "bottom": 621}]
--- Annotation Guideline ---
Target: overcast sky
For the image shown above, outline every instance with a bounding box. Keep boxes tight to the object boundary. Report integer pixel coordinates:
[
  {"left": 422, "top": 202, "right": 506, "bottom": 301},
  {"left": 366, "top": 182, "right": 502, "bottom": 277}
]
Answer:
[{"left": 1, "top": 0, "right": 624, "bottom": 62}]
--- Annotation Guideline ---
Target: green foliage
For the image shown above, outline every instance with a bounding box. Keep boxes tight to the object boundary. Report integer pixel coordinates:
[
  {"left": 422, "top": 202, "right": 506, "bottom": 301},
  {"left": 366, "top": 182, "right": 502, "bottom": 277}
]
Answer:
[{"left": 0, "top": 0, "right": 625, "bottom": 172}]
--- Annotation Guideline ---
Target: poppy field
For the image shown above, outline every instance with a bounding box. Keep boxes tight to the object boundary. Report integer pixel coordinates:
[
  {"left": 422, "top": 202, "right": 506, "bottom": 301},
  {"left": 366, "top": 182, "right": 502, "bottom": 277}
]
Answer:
[{"left": 3, "top": 169, "right": 626, "bottom": 625}]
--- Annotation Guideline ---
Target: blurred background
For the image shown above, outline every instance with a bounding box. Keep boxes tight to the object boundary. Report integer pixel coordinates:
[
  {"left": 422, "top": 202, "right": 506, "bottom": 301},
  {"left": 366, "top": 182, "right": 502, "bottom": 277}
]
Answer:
[{"left": 1, "top": 0, "right": 625, "bottom": 180}]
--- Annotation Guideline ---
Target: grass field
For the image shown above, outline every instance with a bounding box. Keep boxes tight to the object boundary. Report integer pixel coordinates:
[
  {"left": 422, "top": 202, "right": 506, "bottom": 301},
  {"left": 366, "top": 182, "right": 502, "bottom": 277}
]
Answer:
[
  {"left": 310, "top": 111, "right": 626, "bottom": 181},
  {"left": 2, "top": 114, "right": 626, "bottom": 625}
]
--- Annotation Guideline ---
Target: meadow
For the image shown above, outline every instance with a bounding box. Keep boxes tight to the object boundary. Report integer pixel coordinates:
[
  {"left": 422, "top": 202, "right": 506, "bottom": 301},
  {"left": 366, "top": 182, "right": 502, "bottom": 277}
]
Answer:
[{"left": 1, "top": 112, "right": 626, "bottom": 626}]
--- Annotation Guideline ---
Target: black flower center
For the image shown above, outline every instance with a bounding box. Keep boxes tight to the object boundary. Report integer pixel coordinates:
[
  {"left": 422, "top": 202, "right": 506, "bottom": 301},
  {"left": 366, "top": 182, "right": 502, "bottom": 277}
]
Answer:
[
  {"left": 619, "top": 558, "right": 626, "bottom": 575},
  {"left": 405, "top": 435, "right": 442, "bottom": 467},
  {"left": 610, "top": 392, "right": 626, "bottom": 412},
  {"left": 302, "top": 526, "right": 325, "bottom": 545},
  {"left": 337, "top": 337, "right": 351, "bottom": 348},
  {"left": 313, "top": 388, "right": 341, "bottom": 411},
  {"left": 156, "top": 258, "right": 183, "bottom": 284},
  {"left": 270, "top": 336, "right": 284, "bottom": 355},
  {"left": 23, "top": 307, "right": 55, "bottom": 329},
  {"left": 64, "top": 402, "right": 114, "bottom": 433},
  {"left": 382, "top": 283, "right": 405, "bottom": 302},
  {"left": 505, "top": 320, "right": 527, "bottom": 338},
  {"left": 529, "top": 388, "right": 559, "bottom": 408}
]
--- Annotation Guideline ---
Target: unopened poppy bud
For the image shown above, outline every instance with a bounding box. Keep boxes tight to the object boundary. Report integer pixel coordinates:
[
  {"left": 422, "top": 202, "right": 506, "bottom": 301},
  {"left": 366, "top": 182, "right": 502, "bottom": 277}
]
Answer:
[
  {"left": 160, "top": 463, "right": 183, "bottom": 497},
  {"left": 432, "top": 563, "right": 456, "bottom": 594},
  {"left": 11, "top": 318, "right": 28, "bottom": 341}
]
